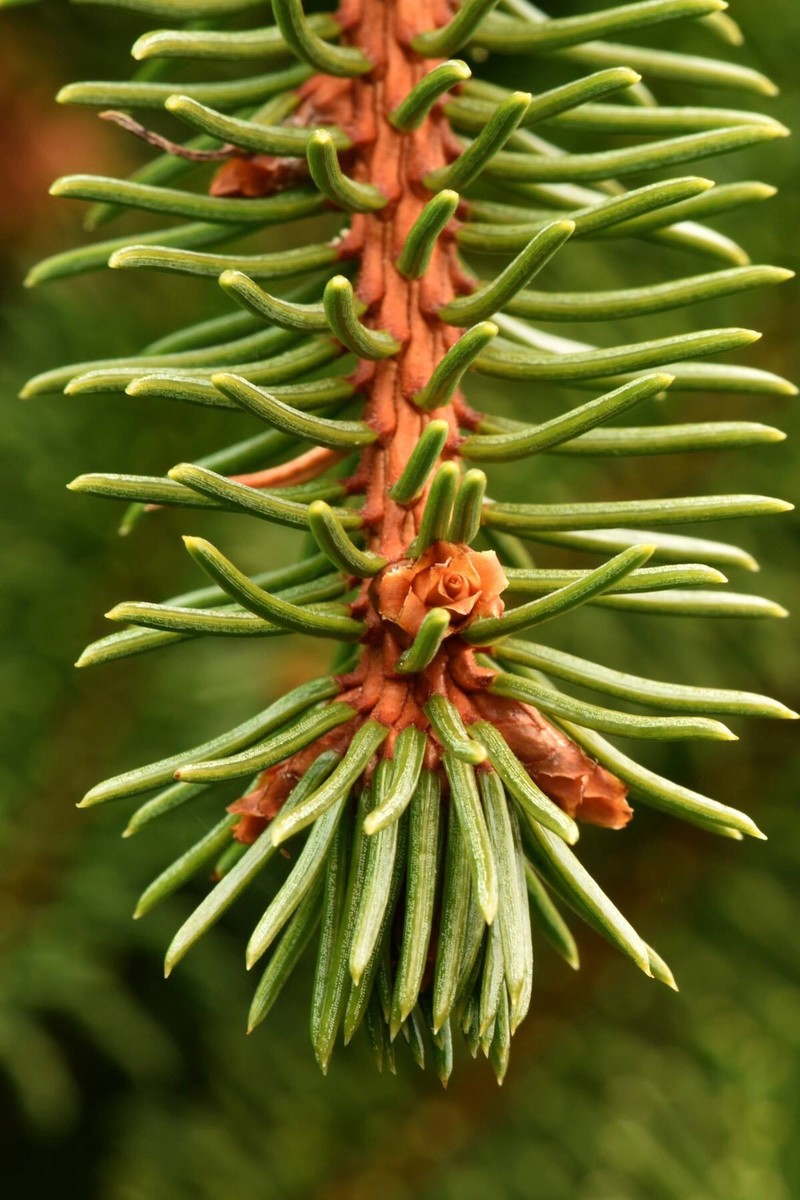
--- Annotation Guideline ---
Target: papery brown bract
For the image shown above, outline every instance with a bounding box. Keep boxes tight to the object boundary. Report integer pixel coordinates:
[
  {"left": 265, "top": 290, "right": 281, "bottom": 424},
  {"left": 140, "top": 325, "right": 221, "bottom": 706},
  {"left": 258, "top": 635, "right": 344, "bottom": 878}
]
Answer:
[
  {"left": 376, "top": 541, "right": 507, "bottom": 636},
  {"left": 472, "top": 691, "right": 634, "bottom": 830},
  {"left": 211, "top": 155, "right": 309, "bottom": 198}
]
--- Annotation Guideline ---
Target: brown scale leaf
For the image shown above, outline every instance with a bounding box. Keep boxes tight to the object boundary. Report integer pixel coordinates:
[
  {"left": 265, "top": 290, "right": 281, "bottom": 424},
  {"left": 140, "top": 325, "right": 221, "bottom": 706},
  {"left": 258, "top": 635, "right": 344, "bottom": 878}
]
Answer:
[{"left": 472, "top": 691, "right": 633, "bottom": 830}]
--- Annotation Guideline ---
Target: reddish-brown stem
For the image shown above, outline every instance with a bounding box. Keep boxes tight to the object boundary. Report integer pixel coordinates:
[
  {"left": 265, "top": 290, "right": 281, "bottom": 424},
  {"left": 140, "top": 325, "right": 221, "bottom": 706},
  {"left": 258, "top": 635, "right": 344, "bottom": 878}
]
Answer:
[
  {"left": 222, "top": 0, "right": 632, "bottom": 841},
  {"left": 230, "top": 446, "right": 345, "bottom": 490}
]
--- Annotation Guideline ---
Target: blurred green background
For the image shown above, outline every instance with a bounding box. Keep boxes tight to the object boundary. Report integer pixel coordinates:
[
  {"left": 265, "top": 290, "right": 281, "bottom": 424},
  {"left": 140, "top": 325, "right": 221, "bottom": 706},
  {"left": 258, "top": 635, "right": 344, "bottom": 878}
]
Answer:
[{"left": 1, "top": 2, "right": 798, "bottom": 1196}]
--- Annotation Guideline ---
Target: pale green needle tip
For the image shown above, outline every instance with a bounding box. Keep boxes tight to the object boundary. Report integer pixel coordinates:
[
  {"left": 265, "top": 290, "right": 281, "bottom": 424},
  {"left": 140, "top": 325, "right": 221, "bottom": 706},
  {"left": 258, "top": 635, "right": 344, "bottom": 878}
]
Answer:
[
  {"left": 655, "top": 967, "right": 679, "bottom": 992},
  {"left": 349, "top": 960, "right": 365, "bottom": 987},
  {"left": 739, "top": 815, "right": 768, "bottom": 840},
  {"left": 164, "top": 95, "right": 192, "bottom": 116},
  {"left": 76, "top": 788, "right": 105, "bottom": 808}
]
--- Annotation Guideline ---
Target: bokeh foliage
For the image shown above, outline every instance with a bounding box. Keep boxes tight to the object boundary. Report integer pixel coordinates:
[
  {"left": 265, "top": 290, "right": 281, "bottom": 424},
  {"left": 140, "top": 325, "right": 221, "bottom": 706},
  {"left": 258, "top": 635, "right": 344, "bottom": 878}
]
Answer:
[{"left": 0, "top": 0, "right": 797, "bottom": 1195}]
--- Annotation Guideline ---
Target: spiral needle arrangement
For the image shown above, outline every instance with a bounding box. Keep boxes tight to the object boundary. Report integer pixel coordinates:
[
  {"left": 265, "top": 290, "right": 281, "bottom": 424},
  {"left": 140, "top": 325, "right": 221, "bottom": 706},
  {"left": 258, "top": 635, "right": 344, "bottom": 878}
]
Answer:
[{"left": 17, "top": 0, "right": 796, "bottom": 1082}]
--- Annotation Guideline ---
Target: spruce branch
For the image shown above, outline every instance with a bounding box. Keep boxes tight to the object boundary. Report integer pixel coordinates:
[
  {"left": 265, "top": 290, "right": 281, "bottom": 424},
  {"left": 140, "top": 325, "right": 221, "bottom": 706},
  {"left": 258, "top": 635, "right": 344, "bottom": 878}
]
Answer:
[{"left": 20, "top": 0, "right": 794, "bottom": 1083}]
